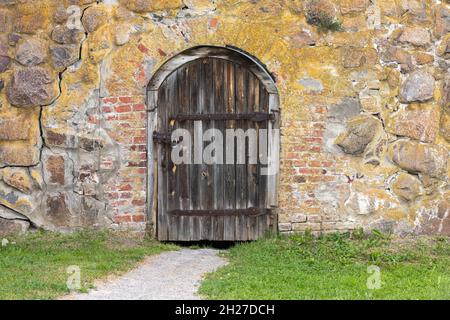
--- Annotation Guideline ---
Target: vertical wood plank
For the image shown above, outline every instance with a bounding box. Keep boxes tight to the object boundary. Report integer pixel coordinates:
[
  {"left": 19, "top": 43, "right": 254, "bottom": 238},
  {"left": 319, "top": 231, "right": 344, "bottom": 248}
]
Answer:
[{"left": 223, "top": 60, "right": 235, "bottom": 240}]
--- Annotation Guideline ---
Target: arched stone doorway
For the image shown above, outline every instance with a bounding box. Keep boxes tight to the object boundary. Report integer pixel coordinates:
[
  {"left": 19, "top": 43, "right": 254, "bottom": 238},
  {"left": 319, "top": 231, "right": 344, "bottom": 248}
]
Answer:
[{"left": 147, "top": 46, "right": 280, "bottom": 241}]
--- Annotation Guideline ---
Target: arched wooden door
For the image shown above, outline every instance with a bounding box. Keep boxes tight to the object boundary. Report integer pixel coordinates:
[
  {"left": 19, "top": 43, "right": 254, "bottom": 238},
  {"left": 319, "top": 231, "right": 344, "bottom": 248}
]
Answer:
[{"left": 148, "top": 47, "right": 279, "bottom": 241}]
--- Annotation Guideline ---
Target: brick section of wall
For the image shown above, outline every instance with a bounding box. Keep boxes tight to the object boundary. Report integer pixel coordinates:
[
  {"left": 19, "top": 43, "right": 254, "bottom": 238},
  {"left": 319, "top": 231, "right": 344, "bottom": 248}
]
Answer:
[
  {"left": 98, "top": 96, "right": 355, "bottom": 235},
  {"left": 278, "top": 103, "right": 355, "bottom": 235},
  {"left": 100, "top": 95, "right": 148, "bottom": 228}
]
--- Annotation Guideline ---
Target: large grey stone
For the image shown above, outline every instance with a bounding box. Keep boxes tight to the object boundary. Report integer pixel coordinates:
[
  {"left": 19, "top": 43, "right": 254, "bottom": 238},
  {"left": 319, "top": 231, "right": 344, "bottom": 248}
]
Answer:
[
  {"left": 0, "top": 217, "right": 30, "bottom": 234},
  {"left": 391, "top": 172, "right": 423, "bottom": 201},
  {"left": 399, "top": 70, "right": 435, "bottom": 102},
  {"left": 327, "top": 97, "right": 361, "bottom": 121},
  {"left": 0, "top": 114, "right": 32, "bottom": 141},
  {"left": 335, "top": 115, "right": 381, "bottom": 155},
  {"left": 0, "top": 167, "right": 35, "bottom": 195},
  {"left": 81, "top": 6, "right": 106, "bottom": 33},
  {"left": 15, "top": 38, "right": 47, "bottom": 66},
  {"left": 51, "top": 25, "right": 83, "bottom": 45},
  {"left": 0, "top": 181, "right": 36, "bottom": 216},
  {"left": 0, "top": 143, "right": 40, "bottom": 167},
  {"left": 6, "top": 67, "right": 58, "bottom": 107},
  {"left": 387, "top": 106, "right": 440, "bottom": 143},
  {"left": 50, "top": 45, "right": 79, "bottom": 69},
  {"left": 0, "top": 55, "right": 10, "bottom": 73},
  {"left": 0, "top": 204, "right": 28, "bottom": 220},
  {"left": 397, "top": 27, "right": 431, "bottom": 46},
  {"left": 390, "top": 140, "right": 448, "bottom": 179},
  {"left": 0, "top": 9, "right": 12, "bottom": 33}
]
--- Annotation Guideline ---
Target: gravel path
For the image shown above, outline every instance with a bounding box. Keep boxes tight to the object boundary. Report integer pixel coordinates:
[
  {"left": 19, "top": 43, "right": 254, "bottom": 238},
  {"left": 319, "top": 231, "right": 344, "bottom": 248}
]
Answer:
[{"left": 66, "top": 248, "right": 227, "bottom": 300}]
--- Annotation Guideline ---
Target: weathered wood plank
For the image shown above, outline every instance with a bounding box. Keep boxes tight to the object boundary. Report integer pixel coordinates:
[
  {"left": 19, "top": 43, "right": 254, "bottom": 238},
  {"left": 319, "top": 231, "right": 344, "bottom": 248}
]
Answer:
[{"left": 234, "top": 64, "right": 247, "bottom": 211}]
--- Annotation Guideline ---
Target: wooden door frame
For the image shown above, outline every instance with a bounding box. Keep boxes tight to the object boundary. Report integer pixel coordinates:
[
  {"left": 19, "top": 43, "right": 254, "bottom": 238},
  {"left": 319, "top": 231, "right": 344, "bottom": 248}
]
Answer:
[{"left": 145, "top": 45, "right": 280, "bottom": 238}]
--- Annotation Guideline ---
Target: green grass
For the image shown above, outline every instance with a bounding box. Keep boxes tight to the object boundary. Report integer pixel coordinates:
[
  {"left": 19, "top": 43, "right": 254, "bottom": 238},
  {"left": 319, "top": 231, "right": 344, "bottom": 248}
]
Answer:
[
  {"left": 0, "top": 230, "right": 177, "bottom": 300},
  {"left": 306, "top": 12, "right": 343, "bottom": 33},
  {"left": 199, "top": 232, "right": 450, "bottom": 300}
]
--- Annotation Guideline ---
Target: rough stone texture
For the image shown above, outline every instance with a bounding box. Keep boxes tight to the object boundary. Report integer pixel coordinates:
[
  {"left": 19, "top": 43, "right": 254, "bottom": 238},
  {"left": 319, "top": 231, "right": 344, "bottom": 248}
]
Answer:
[
  {"left": 345, "top": 181, "right": 401, "bottom": 216},
  {"left": 391, "top": 172, "right": 423, "bottom": 201},
  {"left": 122, "top": 0, "right": 183, "bottom": 13},
  {"left": 415, "top": 199, "right": 450, "bottom": 235},
  {"left": 0, "top": 0, "right": 448, "bottom": 237},
  {"left": 305, "top": 0, "right": 337, "bottom": 25},
  {"left": 51, "top": 25, "right": 84, "bottom": 45},
  {"left": 50, "top": 45, "right": 79, "bottom": 70},
  {"left": 390, "top": 140, "right": 448, "bottom": 179},
  {"left": 399, "top": 70, "right": 435, "bottom": 103},
  {"left": 441, "top": 112, "right": 450, "bottom": 143},
  {"left": 335, "top": 115, "right": 381, "bottom": 155},
  {"left": 397, "top": 27, "right": 431, "bottom": 46},
  {"left": 0, "top": 55, "right": 9, "bottom": 73},
  {"left": 0, "top": 180, "right": 37, "bottom": 216},
  {"left": 82, "top": 6, "right": 107, "bottom": 33},
  {"left": 340, "top": 0, "right": 369, "bottom": 15},
  {"left": 387, "top": 106, "right": 440, "bottom": 143},
  {"left": 0, "top": 217, "right": 30, "bottom": 234},
  {"left": 15, "top": 38, "right": 47, "bottom": 67},
  {"left": 342, "top": 47, "right": 377, "bottom": 68},
  {"left": 0, "top": 114, "right": 32, "bottom": 141},
  {"left": 0, "top": 41, "right": 10, "bottom": 73},
  {"left": 0, "top": 167, "right": 34, "bottom": 195},
  {"left": 7, "top": 67, "right": 58, "bottom": 107},
  {"left": 0, "top": 8, "right": 12, "bottom": 33},
  {"left": 434, "top": 4, "right": 450, "bottom": 38},
  {"left": 0, "top": 144, "right": 40, "bottom": 167}
]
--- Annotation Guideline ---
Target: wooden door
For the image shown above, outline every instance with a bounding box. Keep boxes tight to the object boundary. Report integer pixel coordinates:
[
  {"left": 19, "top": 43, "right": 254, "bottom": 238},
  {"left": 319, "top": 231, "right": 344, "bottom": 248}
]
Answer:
[{"left": 154, "top": 57, "right": 277, "bottom": 241}]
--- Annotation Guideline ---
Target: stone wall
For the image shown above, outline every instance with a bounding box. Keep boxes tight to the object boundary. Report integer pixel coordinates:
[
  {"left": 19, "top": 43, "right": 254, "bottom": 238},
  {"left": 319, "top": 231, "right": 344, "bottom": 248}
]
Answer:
[{"left": 0, "top": 0, "right": 448, "bottom": 236}]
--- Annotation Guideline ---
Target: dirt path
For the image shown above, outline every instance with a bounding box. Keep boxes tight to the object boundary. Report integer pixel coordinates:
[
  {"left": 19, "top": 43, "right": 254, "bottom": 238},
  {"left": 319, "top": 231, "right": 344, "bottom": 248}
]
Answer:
[{"left": 65, "top": 248, "right": 227, "bottom": 300}]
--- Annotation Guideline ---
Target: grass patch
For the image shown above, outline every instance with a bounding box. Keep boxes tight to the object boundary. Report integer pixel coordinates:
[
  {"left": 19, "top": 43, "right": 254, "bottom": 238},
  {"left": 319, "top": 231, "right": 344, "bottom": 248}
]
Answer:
[
  {"left": 0, "top": 230, "right": 177, "bottom": 300},
  {"left": 306, "top": 12, "right": 343, "bottom": 33},
  {"left": 199, "top": 232, "right": 450, "bottom": 300}
]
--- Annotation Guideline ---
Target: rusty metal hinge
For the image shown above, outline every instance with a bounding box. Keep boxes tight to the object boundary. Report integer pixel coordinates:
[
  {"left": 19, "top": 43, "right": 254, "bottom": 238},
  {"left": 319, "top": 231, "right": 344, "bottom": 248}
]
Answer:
[{"left": 153, "top": 131, "right": 172, "bottom": 144}]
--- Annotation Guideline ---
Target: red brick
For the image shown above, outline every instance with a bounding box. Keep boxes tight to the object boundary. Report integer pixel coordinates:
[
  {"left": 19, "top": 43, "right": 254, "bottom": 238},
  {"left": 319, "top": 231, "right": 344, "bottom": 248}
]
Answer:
[
  {"left": 130, "top": 145, "right": 147, "bottom": 152},
  {"left": 138, "top": 43, "right": 149, "bottom": 54},
  {"left": 119, "top": 96, "right": 133, "bottom": 103},
  {"left": 133, "top": 136, "right": 146, "bottom": 144},
  {"left": 120, "top": 192, "right": 133, "bottom": 199},
  {"left": 132, "top": 199, "right": 146, "bottom": 206},
  {"left": 113, "top": 215, "right": 132, "bottom": 223},
  {"left": 139, "top": 153, "right": 147, "bottom": 160},
  {"left": 107, "top": 192, "right": 119, "bottom": 200},
  {"left": 127, "top": 161, "right": 147, "bottom": 167},
  {"left": 309, "top": 146, "right": 321, "bottom": 152},
  {"left": 103, "top": 97, "right": 117, "bottom": 104},
  {"left": 133, "top": 104, "right": 145, "bottom": 111},
  {"left": 304, "top": 137, "right": 322, "bottom": 144},
  {"left": 118, "top": 114, "right": 133, "bottom": 120},
  {"left": 115, "top": 105, "right": 132, "bottom": 113},
  {"left": 132, "top": 214, "right": 145, "bottom": 222},
  {"left": 299, "top": 168, "right": 321, "bottom": 175},
  {"left": 322, "top": 161, "right": 334, "bottom": 167},
  {"left": 209, "top": 17, "right": 218, "bottom": 28},
  {"left": 102, "top": 106, "right": 113, "bottom": 113},
  {"left": 119, "top": 184, "right": 133, "bottom": 191},
  {"left": 157, "top": 48, "right": 167, "bottom": 57},
  {"left": 308, "top": 161, "right": 322, "bottom": 167}
]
